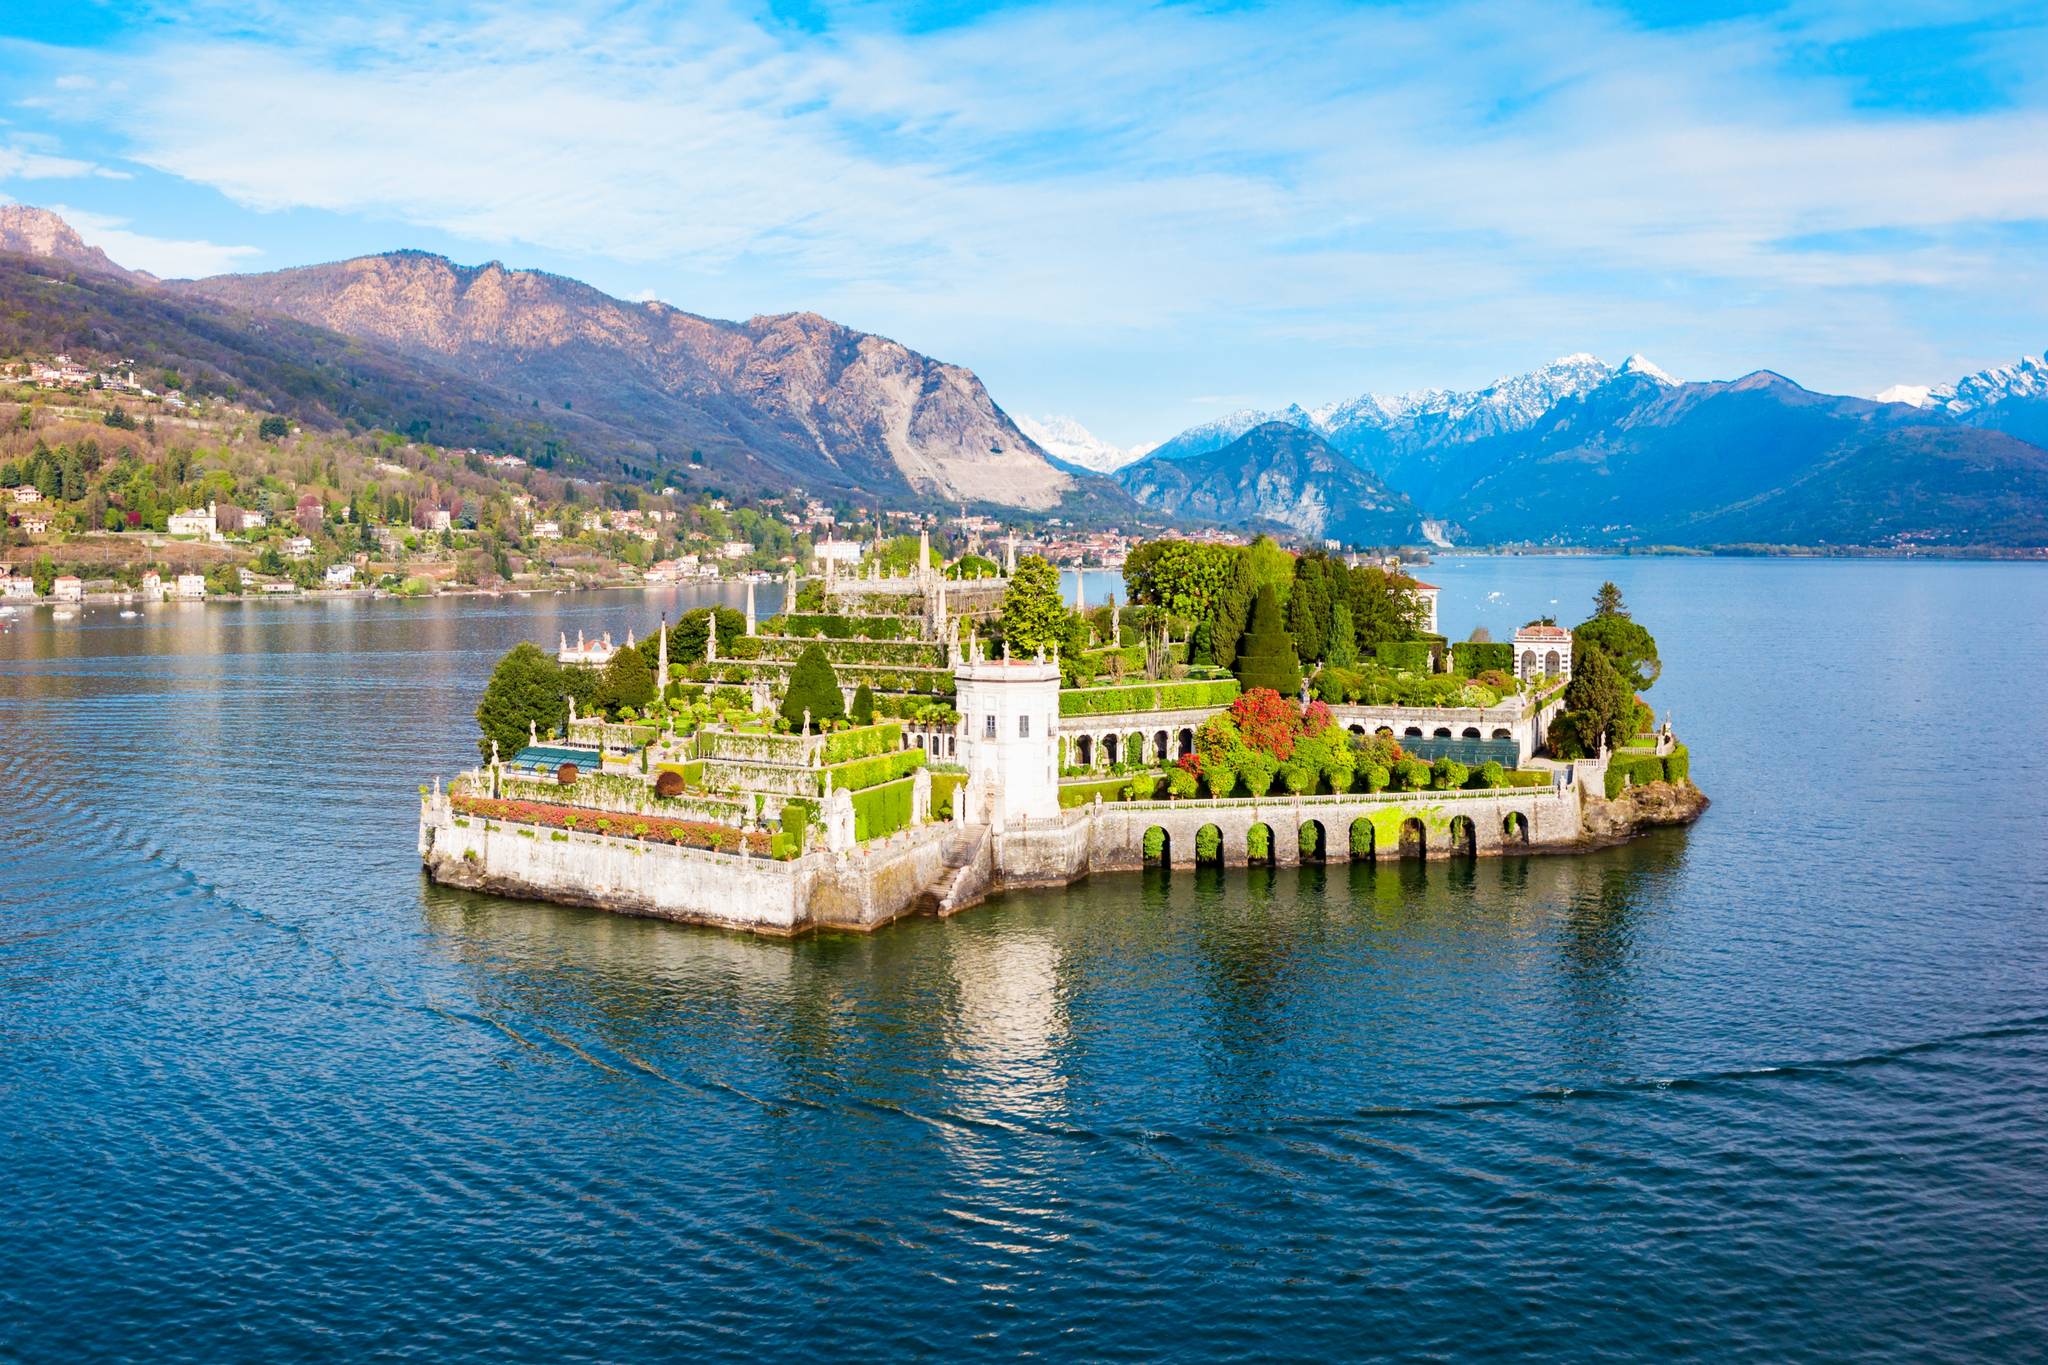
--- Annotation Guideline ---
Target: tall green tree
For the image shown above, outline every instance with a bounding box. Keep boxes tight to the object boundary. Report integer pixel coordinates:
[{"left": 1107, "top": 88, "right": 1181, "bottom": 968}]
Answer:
[
  {"left": 997, "top": 554, "right": 1078, "bottom": 656},
  {"left": 596, "top": 641, "right": 655, "bottom": 714},
  {"left": 1208, "top": 552, "right": 1258, "bottom": 668},
  {"left": 1324, "top": 601, "right": 1358, "bottom": 668},
  {"left": 1346, "top": 565, "right": 1428, "bottom": 644},
  {"left": 781, "top": 644, "right": 845, "bottom": 728},
  {"left": 1287, "top": 552, "right": 1337, "bottom": 661},
  {"left": 476, "top": 641, "right": 568, "bottom": 762},
  {"left": 1562, "top": 644, "right": 1632, "bottom": 750},
  {"left": 1233, "top": 585, "right": 1303, "bottom": 695},
  {"left": 1593, "top": 581, "right": 1628, "bottom": 619},
  {"left": 1246, "top": 535, "right": 1296, "bottom": 606}
]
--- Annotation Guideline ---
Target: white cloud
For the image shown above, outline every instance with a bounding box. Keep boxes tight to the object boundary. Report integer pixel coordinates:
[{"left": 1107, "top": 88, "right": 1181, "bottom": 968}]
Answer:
[
  {"left": 48, "top": 205, "right": 261, "bottom": 278},
  {"left": 0, "top": 142, "right": 103, "bottom": 181}
]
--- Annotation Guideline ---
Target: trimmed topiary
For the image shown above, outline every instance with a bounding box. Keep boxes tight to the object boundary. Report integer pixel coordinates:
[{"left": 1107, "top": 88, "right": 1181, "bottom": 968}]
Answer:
[
  {"left": 779, "top": 644, "right": 845, "bottom": 729},
  {"left": 1233, "top": 585, "right": 1302, "bottom": 696}
]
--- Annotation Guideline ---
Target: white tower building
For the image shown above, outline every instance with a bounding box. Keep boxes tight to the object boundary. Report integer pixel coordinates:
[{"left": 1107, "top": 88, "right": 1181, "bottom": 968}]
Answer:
[{"left": 954, "top": 654, "right": 1062, "bottom": 830}]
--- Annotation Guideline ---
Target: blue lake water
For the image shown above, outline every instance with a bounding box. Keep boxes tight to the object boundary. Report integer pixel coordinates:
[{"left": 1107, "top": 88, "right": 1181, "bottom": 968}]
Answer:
[{"left": 3, "top": 558, "right": 2046, "bottom": 1361}]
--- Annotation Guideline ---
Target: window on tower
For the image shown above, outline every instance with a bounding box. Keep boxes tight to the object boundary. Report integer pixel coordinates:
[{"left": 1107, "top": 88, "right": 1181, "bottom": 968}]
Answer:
[
  {"left": 1019, "top": 715, "right": 1030, "bottom": 737},
  {"left": 984, "top": 714, "right": 996, "bottom": 738}
]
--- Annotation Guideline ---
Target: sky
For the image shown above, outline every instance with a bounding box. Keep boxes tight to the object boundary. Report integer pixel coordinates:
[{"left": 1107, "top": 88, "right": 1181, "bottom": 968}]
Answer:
[{"left": 1, "top": 0, "right": 2045, "bottom": 447}]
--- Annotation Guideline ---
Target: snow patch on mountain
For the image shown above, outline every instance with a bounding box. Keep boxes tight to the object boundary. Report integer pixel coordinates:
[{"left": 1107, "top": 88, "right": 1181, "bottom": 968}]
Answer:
[
  {"left": 1013, "top": 413, "right": 1145, "bottom": 473},
  {"left": 1874, "top": 384, "right": 1934, "bottom": 408}
]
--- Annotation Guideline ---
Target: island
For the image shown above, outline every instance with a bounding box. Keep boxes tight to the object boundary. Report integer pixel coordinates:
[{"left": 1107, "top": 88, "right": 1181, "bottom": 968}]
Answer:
[{"left": 420, "top": 532, "right": 1706, "bottom": 934}]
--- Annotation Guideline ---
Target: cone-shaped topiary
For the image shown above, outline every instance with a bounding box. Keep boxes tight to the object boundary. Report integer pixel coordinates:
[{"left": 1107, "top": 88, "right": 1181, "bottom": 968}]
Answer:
[
  {"left": 780, "top": 643, "right": 846, "bottom": 728},
  {"left": 1232, "top": 584, "right": 1302, "bottom": 696},
  {"left": 850, "top": 682, "right": 875, "bottom": 726}
]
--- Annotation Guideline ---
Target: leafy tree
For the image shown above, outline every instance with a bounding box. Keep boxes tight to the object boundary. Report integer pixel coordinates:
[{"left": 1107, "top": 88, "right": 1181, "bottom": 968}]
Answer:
[
  {"left": 1286, "top": 552, "right": 1336, "bottom": 661},
  {"left": 258, "top": 415, "right": 290, "bottom": 441},
  {"left": 476, "top": 641, "right": 567, "bottom": 762},
  {"left": 1122, "top": 539, "right": 1237, "bottom": 620},
  {"left": 1562, "top": 644, "right": 1632, "bottom": 751},
  {"left": 1346, "top": 565, "right": 1427, "bottom": 644},
  {"left": 1593, "top": 581, "right": 1628, "bottom": 619},
  {"left": 1233, "top": 585, "right": 1302, "bottom": 696},
  {"left": 1324, "top": 601, "right": 1358, "bottom": 667},
  {"left": 947, "top": 553, "right": 999, "bottom": 580},
  {"left": 597, "top": 641, "right": 655, "bottom": 714},
  {"left": 1208, "top": 551, "right": 1258, "bottom": 668},
  {"left": 997, "top": 554, "right": 1079, "bottom": 657},
  {"left": 1245, "top": 535, "right": 1296, "bottom": 606},
  {"left": 1575, "top": 613, "right": 1661, "bottom": 692},
  {"left": 850, "top": 682, "right": 875, "bottom": 726},
  {"left": 31, "top": 554, "right": 55, "bottom": 597},
  {"left": 653, "top": 606, "right": 747, "bottom": 665},
  {"left": 780, "top": 644, "right": 845, "bottom": 729}
]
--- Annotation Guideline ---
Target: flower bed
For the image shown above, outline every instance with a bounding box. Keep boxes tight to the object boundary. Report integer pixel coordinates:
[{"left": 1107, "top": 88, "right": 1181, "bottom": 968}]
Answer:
[{"left": 450, "top": 794, "right": 773, "bottom": 855}]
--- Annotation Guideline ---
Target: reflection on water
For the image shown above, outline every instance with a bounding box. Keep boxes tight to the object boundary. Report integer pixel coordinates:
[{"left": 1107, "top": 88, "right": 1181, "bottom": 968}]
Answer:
[{"left": 6, "top": 562, "right": 2048, "bottom": 1361}]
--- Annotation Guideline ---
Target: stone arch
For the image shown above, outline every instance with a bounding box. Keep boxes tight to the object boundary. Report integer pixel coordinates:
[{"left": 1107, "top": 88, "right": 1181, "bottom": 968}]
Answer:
[
  {"left": 1492, "top": 728, "right": 1512, "bottom": 740},
  {"left": 1375, "top": 725, "right": 1394, "bottom": 737},
  {"left": 1103, "top": 733, "right": 1120, "bottom": 765},
  {"left": 1545, "top": 649, "right": 1561, "bottom": 675},
  {"left": 1128, "top": 731, "right": 1146, "bottom": 765},
  {"left": 1399, "top": 816, "right": 1428, "bottom": 859},
  {"left": 1177, "top": 727, "right": 1195, "bottom": 759},
  {"left": 1461, "top": 726, "right": 1481, "bottom": 739},
  {"left": 1348, "top": 723, "right": 1365, "bottom": 736},
  {"left": 1503, "top": 811, "right": 1529, "bottom": 844},
  {"left": 1448, "top": 814, "right": 1477, "bottom": 858},
  {"left": 1433, "top": 726, "right": 1453, "bottom": 739},
  {"left": 1143, "top": 825, "right": 1171, "bottom": 866},
  {"left": 1299, "top": 818, "right": 1327, "bottom": 862},
  {"left": 1403, "top": 726, "right": 1424, "bottom": 738},
  {"left": 1520, "top": 649, "right": 1537, "bottom": 676},
  {"left": 1247, "top": 821, "right": 1276, "bottom": 866},
  {"left": 1349, "top": 817, "right": 1375, "bottom": 860},
  {"left": 1154, "top": 730, "right": 1169, "bottom": 762},
  {"left": 1077, "top": 734, "right": 1093, "bottom": 766},
  {"left": 1195, "top": 823, "right": 1224, "bottom": 866}
]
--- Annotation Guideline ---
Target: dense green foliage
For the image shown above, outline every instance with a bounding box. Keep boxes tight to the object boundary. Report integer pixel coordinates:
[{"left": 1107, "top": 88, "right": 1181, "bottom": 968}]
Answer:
[
  {"left": 851, "top": 777, "right": 916, "bottom": 841},
  {"left": 1059, "top": 678, "right": 1241, "bottom": 716},
  {"left": 596, "top": 642, "right": 654, "bottom": 713},
  {"left": 821, "top": 722, "right": 901, "bottom": 765},
  {"left": 1372, "top": 640, "right": 1433, "bottom": 672},
  {"left": 779, "top": 643, "right": 845, "bottom": 728},
  {"left": 476, "top": 642, "right": 573, "bottom": 762},
  {"left": 1562, "top": 645, "right": 1633, "bottom": 751},
  {"left": 772, "top": 613, "right": 916, "bottom": 640},
  {"left": 850, "top": 682, "right": 875, "bottom": 726},
  {"left": 1324, "top": 602, "right": 1358, "bottom": 668},
  {"left": 1452, "top": 641, "right": 1514, "bottom": 675},
  {"left": 826, "top": 747, "right": 925, "bottom": 793},
  {"left": 1233, "top": 585, "right": 1302, "bottom": 695},
  {"left": 1574, "top": 614, "right": 1662, "bottom": 693}
]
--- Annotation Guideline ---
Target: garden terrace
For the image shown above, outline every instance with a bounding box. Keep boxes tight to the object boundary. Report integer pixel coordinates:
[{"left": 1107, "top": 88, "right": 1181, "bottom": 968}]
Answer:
[
  {"left": 727, "top": 635, "right": 949, "bottom": 669},
  {"left": 1058, "top": 678, "right": 1241, "bottom": 717},
  {"left": 506, "top": 743, "right": 600, "bottom": 775}
]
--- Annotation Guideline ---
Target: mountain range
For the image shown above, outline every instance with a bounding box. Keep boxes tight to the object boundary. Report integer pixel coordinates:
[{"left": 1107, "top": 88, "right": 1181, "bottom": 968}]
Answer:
[
  {"left": 4, "top": 204, "right": 2044, "bottom": 547},
  {"left": 0, "top": 205, "right": 1122, "bottom": 516},
  {"left": 1116, "top": 350, "right": 2048, "bottom": 548}
]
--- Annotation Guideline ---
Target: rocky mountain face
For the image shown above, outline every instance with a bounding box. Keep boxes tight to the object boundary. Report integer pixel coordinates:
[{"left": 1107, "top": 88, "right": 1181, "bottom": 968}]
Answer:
[
  {"left": 0, "top": 206, "right": 149, "bottom": 282},
  {"left": 1117, "top": 421, "right": 1425, "bottom": 545},
  {"left": 174, "top": 251, "right": 1081, "bottom": 510}
]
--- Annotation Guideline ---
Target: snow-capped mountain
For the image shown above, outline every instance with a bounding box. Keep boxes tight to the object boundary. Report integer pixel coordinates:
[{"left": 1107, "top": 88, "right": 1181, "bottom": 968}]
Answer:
[
  {"left": 1012, "top": 414, "right": 1148, "bottom": 474},
  {"left": 1316, "top": 353, "right": 1668, "bottom": 450},
  {"left": 1874, "top": 384, "right": 1934, "bottom": 408},
  {"left": 1926, "top": 350, "right": 2047, "bottom": 415}
]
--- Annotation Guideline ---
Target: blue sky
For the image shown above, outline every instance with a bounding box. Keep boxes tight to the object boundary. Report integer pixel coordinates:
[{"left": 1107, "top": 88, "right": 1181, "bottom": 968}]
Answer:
[{"left": 2, "top": 0, "right": 2045, "bottom": 446}]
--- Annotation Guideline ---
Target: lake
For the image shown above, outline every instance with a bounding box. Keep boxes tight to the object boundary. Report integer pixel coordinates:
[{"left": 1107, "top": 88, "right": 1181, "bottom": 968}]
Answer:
[{"left": 3, "top": 558, "right": 2046, "bottom": 1361}]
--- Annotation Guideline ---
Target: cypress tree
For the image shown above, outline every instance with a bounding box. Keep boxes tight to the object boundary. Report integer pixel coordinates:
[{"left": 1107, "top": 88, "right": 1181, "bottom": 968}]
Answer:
[
  {"left": 1233, "top": 585, "right": 1303, "bottom": 696},
  {"left": 780, "top": 643, "right": 845, "bottom": 728},
  {"left": 1209, "top": 552, "right": 1258, "bottom": 668},
  {"left": 1324, "top": 602, "right": 1358, "bottom": 668},
  {"left": 850, "top": 682, "right": 875, "bottom": 726}
]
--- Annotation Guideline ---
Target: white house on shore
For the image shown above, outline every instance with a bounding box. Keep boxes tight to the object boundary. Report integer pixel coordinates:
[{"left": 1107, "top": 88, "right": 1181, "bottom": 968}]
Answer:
[
  {"left": 173, "top": 573, "right": 207, "bottom": 601},
  {"left": 168, "top": 503, "right": 217, "bottom": 538}
]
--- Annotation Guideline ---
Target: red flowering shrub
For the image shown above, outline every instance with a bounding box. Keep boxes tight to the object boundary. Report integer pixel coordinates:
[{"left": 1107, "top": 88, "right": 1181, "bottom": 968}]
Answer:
[
  {"left": 1301, "top": 700, "right": 1334, "bottom": 734},
  {"left": 1228, "top": 688, "right": 1301, "bottom": 761}
]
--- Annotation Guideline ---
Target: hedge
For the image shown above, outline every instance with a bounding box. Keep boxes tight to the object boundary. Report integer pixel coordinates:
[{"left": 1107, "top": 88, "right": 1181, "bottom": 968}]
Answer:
[
  {"left": 1059, "top": 678, "right": 1241, "bottom": 717},
  {"left": 772, "top": 613, "right": 917, "bottom": 641},
  {"left": 930, "top": 771, "right": 966, "bottom": 820},
  {"left": 1453, "top": 641, "right": 1514, "bottom": 676},
  {"left": 826, "top": 747, "right": 925, "bottom": 793},
  {"left": 1372, "top": 640, "right": 1433, "bottom": 673},
  {"left": 1664, "top": 744, "right": 1690, "bottom": 784},
  {"left": 821, "top": 722, "right": 902, "bottom": 765},
  {"left": 1059, "top": 776, "right": 1133, "bottom": 808},
  {"left": 1605, "top": 753, "right": 1670, "bottom": 799},
  {"left": 852, "top": 776, "right": 916, "bottom": 841}
]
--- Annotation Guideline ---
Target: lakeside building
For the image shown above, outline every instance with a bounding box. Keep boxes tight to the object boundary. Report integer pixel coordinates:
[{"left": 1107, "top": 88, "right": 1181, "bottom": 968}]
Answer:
[
  {"left": 167, "top": 504, "right": 218, "bottom": 538},
  {"left": 52, "top": 576, "right": 83, "bottom": 602},
  {"left": 172, "top": 574, "right": 206, "bottom": 601},
  {"left": 558, "top": 630, "right": 622, "bottom": 667}
]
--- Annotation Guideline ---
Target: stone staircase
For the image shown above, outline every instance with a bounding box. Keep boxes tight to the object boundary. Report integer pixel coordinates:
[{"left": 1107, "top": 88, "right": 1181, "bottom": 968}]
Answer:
[{"left": 917, "top": 823, "right": 993, "bottom": 916}]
